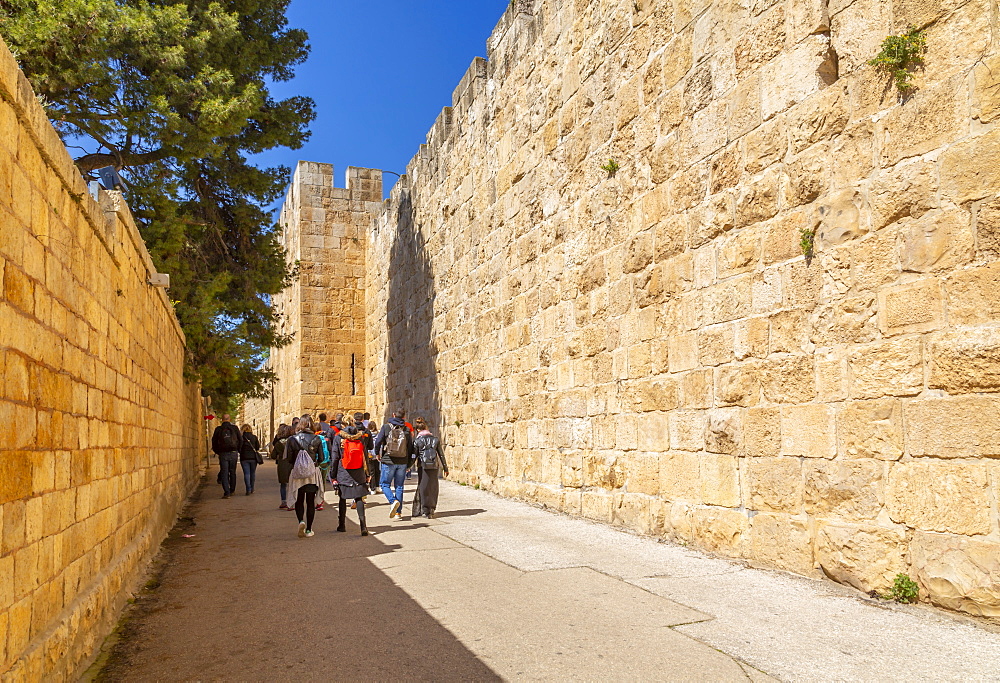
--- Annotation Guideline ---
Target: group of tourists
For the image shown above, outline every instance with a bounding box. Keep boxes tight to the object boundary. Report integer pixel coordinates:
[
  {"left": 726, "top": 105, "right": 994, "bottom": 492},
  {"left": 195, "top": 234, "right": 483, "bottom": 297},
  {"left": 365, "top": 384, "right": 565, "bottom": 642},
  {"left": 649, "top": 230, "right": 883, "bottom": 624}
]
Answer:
[{"left": 211, "top": 408, "right": 449, "bottom": 539}]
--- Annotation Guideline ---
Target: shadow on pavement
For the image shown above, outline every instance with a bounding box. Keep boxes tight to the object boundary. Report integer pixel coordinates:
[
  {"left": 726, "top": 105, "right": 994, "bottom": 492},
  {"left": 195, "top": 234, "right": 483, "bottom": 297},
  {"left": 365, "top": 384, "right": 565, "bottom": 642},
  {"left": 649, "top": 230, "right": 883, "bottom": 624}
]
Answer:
[
  {"left": 431, "top": 508, "right": 487, "bottom": 519},
  {"left": 96, "top": 464, "right": 499, "bottom": 682}
]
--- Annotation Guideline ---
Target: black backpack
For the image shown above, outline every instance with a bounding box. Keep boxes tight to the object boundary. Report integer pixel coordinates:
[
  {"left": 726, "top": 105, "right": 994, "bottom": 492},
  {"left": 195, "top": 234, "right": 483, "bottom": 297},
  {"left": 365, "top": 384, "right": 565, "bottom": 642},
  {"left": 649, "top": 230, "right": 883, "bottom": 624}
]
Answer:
[
  {"left": 219, "top": 425, "right": 240, "bottom": 451},
  {"left": 416, "top": 436, "right": 439, "bottom": 469}
]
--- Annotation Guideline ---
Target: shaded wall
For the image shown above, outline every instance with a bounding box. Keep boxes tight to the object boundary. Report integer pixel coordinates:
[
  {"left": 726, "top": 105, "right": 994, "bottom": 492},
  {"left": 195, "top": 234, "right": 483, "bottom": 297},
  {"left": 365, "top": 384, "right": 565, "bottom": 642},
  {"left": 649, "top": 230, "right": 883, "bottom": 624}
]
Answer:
[
  {"left": 0, "top": 39, "right": 206, "bottom": 678},
  {"left": 368, "top": 0, "right": 1000, "bottom": 616}
]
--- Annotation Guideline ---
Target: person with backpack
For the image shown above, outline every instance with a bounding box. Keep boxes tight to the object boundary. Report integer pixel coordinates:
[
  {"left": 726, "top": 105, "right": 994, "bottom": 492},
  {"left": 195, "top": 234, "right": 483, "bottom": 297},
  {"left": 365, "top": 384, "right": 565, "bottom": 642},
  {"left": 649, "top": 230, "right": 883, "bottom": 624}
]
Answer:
[
  {"left": 238, "top": 424, "right": 262, "bottom": 495},
  {"left": 271, "top": 424, "right": 293, "bottom": 509},
  {"left": 211, "top": 414, "right": 243, "bottom": 499},
  {"left": 373, "top": 409, "right": 415, "bottom": 519},
  {"left": 313, "top": 423, "right": 332, "bottom": 511},
  {"left": 331, "top": 416, "right": 370, "bottom": 536},
  {"left": 412, "top": 417, "right": 449, "bottom": 519},
  {"left": 366, "top": 419, "right": 381, "bottom": 494},
  {"left": 286, "top": 415, "right": 326, "bottom": 538}
]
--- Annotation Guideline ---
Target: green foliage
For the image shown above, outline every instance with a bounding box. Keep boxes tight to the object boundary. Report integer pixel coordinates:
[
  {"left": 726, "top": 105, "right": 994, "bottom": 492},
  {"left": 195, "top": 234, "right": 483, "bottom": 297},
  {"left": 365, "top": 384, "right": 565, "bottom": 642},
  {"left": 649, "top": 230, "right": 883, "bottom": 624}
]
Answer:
[
  {"left": 601, "top": 158, "right": 620, "bottom": 177},
  {"left": 886, "top": 573, "right": 920, "bottom": 603},
  {"left": 0, "top": 0, "right": 314, "bottom": 406},
  {"left": 799, "top": 227, "right": 815, "bottom": 259},
  {"left": 868, "top": 26, "right": 927, "bottom": 94}
]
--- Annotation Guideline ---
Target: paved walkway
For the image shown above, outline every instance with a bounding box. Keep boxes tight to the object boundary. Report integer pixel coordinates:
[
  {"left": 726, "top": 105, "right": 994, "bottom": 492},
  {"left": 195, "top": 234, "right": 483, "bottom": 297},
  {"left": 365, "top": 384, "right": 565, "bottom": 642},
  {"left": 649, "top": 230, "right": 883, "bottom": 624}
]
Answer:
[{"left": 99, "top": 461, "right": 1000, "bottom": 681}]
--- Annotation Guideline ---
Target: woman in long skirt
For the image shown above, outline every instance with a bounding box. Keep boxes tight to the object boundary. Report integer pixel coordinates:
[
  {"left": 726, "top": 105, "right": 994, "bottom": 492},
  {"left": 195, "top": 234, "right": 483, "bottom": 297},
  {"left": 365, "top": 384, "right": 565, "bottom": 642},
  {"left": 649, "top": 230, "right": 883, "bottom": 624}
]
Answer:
[{"left": 412, "top": 417, "right": 449, "bottom": 519}]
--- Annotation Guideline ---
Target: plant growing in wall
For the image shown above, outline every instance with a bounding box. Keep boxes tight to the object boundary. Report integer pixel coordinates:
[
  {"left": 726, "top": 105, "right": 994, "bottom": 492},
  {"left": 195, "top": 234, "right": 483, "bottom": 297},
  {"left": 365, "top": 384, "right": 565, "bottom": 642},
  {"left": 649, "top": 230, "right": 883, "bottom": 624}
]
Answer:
[
  {"left": 799, "top": 227, "right": 816, "bottom": 260},
  {"left": 601, "top": 159, "right": 621, "bottom": 178},
  {"left": 885, "top": 573, "right": 920, "bottom": 603},
  {"left": 868, "top": 26, "right": 927, "bottom": 94}
]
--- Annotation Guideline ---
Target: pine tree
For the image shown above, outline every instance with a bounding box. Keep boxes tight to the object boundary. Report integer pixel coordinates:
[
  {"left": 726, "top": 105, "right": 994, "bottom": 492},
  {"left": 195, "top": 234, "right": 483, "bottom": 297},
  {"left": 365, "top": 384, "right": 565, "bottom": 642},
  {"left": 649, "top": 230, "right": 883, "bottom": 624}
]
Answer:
[{"left": 1, "top": 0, "right": 315, "bottom": 410}]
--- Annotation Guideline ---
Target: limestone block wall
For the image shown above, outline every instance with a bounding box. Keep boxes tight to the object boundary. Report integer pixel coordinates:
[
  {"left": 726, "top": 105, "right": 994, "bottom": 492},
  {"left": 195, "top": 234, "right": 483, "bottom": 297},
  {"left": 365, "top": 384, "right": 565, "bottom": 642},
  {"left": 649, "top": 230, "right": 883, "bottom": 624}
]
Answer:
[
  {"left": 368, "top": 0, "right": 1000, "bottom": 616},
  {"left": 244, "top": 162, "right": 382, "bottom": 434},
  {"left": 0, "top": 40, "right": 206, "bottom": 678}
]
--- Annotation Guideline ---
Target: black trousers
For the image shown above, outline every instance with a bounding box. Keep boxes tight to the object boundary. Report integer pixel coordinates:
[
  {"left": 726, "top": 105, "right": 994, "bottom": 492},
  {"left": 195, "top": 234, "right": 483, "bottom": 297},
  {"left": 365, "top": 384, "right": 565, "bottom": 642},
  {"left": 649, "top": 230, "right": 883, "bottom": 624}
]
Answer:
[
  {"left": 338, "top": 497, "right": 367, "bottom": 532},
  {"left": 219, "top": 453, "right": 239, "bottom": 495}
]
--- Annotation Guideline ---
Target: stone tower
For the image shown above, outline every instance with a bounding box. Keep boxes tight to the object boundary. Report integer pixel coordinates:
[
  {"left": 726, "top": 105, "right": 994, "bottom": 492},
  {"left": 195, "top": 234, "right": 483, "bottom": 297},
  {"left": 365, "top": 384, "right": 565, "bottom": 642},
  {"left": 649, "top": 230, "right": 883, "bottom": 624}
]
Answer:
[{"left": 244, "top": 161, "right": 382, "bottom": 434}]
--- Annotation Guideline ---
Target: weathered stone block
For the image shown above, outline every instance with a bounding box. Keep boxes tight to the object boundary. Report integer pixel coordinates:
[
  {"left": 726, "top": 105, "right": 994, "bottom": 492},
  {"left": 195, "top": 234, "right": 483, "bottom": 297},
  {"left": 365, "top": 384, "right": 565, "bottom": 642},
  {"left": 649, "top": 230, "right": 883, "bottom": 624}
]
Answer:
[
  {"left": 760, "top": 355, "right": 816, "bottom": 404},
  {"left": 749, "top": 457, "right": 803, "bottom": 513},
  {"left": 848, "top": 338, "right": 923, "bottom": 398},
  {"left": 877, "top": 278, "right": 944, "bottom": 336},
  {"left": 781, "top": 404, "right": 835, "bottom": 458},
  {"left": 905, "top": 395, "right": 1000, "bottom": 459},
  {"left": 700, "top": 453, "right": 741, "bottom": 507},
  {"left": 878, "top": 76, "right": 966, "bottom": 166},
  {"left": 869, "top": 161, "right": 937, "bottom": 230},
  {"left": 750, "top": 512, "right": 814, "bottom": 575},
  {"left": 928, "top": 328, "right": 1000, "bottom": 394},
  {"left": 692, "top": 506, "right": 749, "bottom": 556},
  {"left": 761, "top": 34, "right": 837, "bottom": 121},
  {"left": 660, "top": 450, "right": 700, "bottom": 501},
  {"left": 706, "top": 409, "right": 741, "bottom": 455},
  {"left": 899, "top": 208, "right": 973, "bottom": 274},
  {"left": 804, "top": 459, "right": 883, "bottom": 520},
  {"left": 838, "top": 399, "right": 903, "bottom": 460},
  {"left": 946, "top": 261, "right": 1000, "bottom": 324},
  {"left": 974, "top": 52, "right": 1000, "bottom": 123},
  {"left": 815, "top": 523, "right": 908, "bottom": 593},
  {"left": 940, "top": 128, "right": 1000, "bottom": 204},
  {"left": 669, "top": 410, "right": 706, "bottom": 451},
  {"left": 911, "top": 531, "right": 1000, "bottom": 617},
  {"left": 887, "top": 461, "right": 991, "bottom": 535}
]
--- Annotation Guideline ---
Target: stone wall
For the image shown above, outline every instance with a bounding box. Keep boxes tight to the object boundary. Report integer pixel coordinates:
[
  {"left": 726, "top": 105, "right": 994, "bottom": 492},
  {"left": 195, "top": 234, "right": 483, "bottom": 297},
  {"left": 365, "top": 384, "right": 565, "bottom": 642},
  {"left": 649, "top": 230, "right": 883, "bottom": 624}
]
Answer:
[
  {"left": 368, "top": 0, "right": 1000, "bottom": 616},
  {"left": 243, "top": 162, "right": 382, "bottom": 437},
  {"left": 0, "top": 39, "right": 207, "bottom": 678}
]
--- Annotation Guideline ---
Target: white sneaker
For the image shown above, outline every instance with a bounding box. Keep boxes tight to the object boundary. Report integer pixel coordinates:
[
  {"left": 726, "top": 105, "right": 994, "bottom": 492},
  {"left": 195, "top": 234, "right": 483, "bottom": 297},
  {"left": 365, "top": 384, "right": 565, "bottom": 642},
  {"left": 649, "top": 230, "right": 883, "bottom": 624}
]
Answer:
[
  {"left": 304, "top": 530, "right": 315, "bottom": 538},
  {"left": 374, "top": 487, "right": 382, "bottom": 494},
  {"left": 390, "top": 500, "right": 401, "bottom": 518},
  {"left": 298, "top": 521, "right": 306, "bottom": 538}
]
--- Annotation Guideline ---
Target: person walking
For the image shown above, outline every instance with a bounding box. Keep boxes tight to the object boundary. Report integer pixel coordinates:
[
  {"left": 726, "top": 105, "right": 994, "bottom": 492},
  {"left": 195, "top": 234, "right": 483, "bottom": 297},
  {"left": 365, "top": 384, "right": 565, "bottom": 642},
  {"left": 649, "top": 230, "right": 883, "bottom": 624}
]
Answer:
[
  {"left": 373, "top": 409, "right": 415, "bottom": 520},
  {"left": 271, "top": 424, "right": 293, "bottom": 509},
  {"left": 211, "top": 414, "right": 242, "bottom": 499},
  {"left": 332, "top": 417, "right": 370, "bottom": 536},
  {"left": 412, "top": 417, "right": 449, "bottom": 519},
  {"left": 286, "top": 415, "right": 326, "bottom": 538},
  {"left": 239, "top": 424, "right": 261, "bottom": 495},
  {"left": 366, "top": 419, "right": 381, "bottom": 494}
]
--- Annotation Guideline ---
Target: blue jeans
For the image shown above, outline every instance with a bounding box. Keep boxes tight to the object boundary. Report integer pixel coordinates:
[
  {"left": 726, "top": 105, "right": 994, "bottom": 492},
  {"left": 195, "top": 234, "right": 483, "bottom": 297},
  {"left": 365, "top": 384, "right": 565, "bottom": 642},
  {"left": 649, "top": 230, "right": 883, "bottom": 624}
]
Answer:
[
  {"left": 219, "top": 453, "right": 239, "bottom": 495},
  {"left": 280, "top": 482, "right": 288, "bottom": 504},
  {"left": 241, "top": 460, "right": 258, "bottom": 493},
  {"left": 380, "top": 464, "right": 407, "bottom": 506}
]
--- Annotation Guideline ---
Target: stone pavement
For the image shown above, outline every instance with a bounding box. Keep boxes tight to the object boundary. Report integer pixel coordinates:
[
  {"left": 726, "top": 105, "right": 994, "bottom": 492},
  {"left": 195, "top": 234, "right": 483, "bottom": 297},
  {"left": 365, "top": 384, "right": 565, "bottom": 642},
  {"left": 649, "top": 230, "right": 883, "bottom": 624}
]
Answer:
[{"left": 98, "top": 461, "right": 1000, "bottom": 682}]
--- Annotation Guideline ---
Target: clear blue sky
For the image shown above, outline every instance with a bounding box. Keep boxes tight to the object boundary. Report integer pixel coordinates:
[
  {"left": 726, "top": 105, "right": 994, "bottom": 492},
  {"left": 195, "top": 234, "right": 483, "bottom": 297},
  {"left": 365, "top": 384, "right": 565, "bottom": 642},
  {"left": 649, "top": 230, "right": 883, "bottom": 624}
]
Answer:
[{"left": 254, "top": 0, "right": 511, "bottom": 198}]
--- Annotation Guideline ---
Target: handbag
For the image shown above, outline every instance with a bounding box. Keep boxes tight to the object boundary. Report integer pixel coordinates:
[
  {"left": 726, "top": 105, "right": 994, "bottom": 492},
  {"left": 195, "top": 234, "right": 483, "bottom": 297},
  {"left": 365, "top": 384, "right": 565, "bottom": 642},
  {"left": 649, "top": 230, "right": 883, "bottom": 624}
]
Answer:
[{"left": 255, "top": 451, "right": 264, "bottom": 465}]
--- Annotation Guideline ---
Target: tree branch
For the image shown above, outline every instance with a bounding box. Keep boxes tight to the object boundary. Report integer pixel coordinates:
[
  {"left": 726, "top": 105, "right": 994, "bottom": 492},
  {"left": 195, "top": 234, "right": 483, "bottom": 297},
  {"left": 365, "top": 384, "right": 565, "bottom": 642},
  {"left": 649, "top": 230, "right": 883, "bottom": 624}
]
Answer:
[{"left": 74, "top": 149, "right": 170, "bottom": 173}]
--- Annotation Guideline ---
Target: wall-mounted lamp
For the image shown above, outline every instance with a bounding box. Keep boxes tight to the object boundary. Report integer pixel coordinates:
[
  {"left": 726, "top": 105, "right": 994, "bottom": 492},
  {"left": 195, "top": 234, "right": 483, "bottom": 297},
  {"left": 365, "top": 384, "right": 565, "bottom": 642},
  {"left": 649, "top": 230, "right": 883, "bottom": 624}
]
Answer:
[{"left": 148, "top": 273, "right": 170, "bottom": 288}]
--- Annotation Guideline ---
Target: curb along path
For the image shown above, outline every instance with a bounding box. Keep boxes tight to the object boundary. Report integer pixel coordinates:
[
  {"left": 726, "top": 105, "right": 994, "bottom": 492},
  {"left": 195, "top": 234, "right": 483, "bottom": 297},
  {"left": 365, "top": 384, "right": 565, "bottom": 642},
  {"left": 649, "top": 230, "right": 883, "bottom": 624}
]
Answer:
[{"left": 98, "top": 462, "right": 999, "bottom": 681}]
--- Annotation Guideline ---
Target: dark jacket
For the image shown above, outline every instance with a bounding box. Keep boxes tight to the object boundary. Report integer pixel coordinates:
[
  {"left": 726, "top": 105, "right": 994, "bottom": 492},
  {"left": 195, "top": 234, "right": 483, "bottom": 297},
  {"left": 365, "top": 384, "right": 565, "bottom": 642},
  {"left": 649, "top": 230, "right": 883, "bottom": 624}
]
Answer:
[
  {"left": 373, "top": 417, "right": 414, "bottom": 466},
  {"left": 413, "top": 433, "right": 448, "bottom": 472},
  {"left": 239, "top": 432, "right": 261, "bottom": 461},
  {"left": 284, "top": 432, "right": 325, "bottom": 466},
  {"left": 211, "top": 422, "right": 242, "bottom": 455},
  {"left": 331, "top": 430, "right": 369, "bottom": 498},
  {"left": 272, "top": 436, "right": 292, "bottom": 484}
]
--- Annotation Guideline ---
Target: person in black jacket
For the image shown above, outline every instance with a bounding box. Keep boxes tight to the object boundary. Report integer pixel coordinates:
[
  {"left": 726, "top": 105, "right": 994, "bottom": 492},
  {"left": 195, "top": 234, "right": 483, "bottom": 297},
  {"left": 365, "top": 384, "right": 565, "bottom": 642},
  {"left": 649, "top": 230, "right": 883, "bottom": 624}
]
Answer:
[
  {"left": 239, "top": 424, "right": 261, "bottom": 495},
  {"left": 412, "top": 417, "right": 449, "bottom": 519},
  {"left": 211, "top": 414, "right": 243, "bottom": 499},
  {"left": 332, "top": 417, "right": 370, "bottom": 536}
]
